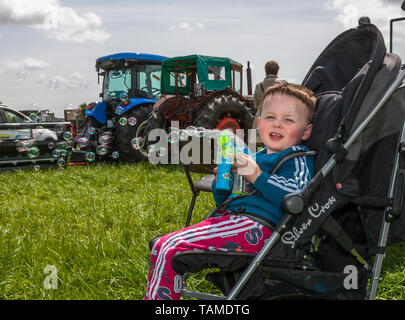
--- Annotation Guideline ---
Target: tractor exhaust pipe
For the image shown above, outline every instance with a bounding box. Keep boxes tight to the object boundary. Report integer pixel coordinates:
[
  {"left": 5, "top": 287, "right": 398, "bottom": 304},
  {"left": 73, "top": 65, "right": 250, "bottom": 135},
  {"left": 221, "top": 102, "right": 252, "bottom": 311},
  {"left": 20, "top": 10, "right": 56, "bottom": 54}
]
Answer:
[{"left": 247, "top": 61, "right": 252, "bottom": 95}]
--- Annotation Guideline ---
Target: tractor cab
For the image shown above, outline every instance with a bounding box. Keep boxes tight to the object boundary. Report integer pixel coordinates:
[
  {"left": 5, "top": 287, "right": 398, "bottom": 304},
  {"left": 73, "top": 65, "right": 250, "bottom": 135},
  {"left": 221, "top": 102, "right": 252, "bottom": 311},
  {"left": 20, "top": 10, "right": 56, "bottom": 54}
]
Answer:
[
  {"left": 87, "top": 52, "right": 167, "bottom": 126},
  {"left": 160, "top": 54, "right": 244, "bottom": 99},
  {"left": 71, "top": 52, "right": 168, "bottom": 163},
  {"left": 97, "top": 52, "right": 165, "bottom": 102},
  {"left": 142, "top": 54, "right": 254, "bottom": 163}
]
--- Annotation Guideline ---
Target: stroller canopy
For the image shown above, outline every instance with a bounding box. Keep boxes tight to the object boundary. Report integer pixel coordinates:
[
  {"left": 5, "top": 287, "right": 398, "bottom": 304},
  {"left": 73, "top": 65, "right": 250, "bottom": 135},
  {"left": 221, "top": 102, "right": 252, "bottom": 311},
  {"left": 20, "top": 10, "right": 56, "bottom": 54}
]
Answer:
[
  {"left": 302, "top": 23, "right": 402, "bottom": 206},
  {"left": 270, "top": 23, "right": 404, "bottom": 264}
]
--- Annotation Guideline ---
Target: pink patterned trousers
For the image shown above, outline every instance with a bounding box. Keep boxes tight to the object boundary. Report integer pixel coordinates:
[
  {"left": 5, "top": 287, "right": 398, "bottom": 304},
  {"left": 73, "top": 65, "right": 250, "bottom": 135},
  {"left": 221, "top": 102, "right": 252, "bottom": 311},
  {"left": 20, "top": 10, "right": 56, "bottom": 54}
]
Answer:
[{"left": 144, "top": 214, "right": 272, "bottom": 300}]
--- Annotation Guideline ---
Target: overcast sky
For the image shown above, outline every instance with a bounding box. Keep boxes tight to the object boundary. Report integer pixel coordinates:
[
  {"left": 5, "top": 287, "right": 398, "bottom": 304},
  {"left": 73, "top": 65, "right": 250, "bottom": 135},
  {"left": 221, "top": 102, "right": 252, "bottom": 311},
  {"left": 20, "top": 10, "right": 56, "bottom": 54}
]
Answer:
[{"left": 0, "top": 0, "right": 404, "bottom": 117}]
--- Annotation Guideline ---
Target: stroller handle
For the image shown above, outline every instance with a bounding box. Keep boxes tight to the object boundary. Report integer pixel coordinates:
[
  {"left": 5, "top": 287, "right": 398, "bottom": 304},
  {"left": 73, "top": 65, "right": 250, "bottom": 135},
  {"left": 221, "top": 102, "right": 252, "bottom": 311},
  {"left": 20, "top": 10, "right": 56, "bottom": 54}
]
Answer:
[{"left": 282, "top": 171, "right": 324, "bottom": 215}]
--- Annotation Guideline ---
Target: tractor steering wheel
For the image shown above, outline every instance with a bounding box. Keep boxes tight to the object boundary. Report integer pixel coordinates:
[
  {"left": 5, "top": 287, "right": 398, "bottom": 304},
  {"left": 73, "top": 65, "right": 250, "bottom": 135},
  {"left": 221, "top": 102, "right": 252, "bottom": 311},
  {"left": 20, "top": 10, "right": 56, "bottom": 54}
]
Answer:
[{"left": 140, "top": 87, "right": 161, "bottom": 97}]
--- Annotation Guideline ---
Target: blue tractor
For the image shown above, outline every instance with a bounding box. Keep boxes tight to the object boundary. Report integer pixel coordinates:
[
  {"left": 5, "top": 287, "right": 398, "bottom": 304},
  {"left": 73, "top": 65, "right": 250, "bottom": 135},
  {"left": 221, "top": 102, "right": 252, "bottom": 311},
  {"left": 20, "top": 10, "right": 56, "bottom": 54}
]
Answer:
[{"left": 73, "top": 52, "right": 167, "bottom": 162}]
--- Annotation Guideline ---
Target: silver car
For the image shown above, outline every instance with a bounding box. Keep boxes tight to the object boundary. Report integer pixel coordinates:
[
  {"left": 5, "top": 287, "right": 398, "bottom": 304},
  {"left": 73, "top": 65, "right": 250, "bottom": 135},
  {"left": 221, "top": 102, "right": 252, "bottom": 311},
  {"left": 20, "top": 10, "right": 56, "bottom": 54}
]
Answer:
[{"left": 0, "top": 105, "right": 57, "bottom": 141}]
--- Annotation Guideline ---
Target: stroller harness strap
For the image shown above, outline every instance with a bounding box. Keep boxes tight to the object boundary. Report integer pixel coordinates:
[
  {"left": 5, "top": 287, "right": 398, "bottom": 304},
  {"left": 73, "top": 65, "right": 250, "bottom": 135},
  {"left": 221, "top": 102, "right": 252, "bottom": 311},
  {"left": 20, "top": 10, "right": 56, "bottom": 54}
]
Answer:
[
  {"left": 271, "top": 150, "right": 317, "bottom": 173},
  {"left": 210, "top": 150, "right": 317, "bottom": 224}
]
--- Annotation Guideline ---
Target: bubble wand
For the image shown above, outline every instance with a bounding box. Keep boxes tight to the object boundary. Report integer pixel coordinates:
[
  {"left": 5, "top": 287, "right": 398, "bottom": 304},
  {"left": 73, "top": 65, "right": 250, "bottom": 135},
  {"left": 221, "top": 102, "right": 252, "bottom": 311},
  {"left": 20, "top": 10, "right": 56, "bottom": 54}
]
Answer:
[
  {"left": 215, "top": 130, "right": 235, "bottom": 191},
  {"left": 215, "top": 130, "right": 251, "bottom": 192}
]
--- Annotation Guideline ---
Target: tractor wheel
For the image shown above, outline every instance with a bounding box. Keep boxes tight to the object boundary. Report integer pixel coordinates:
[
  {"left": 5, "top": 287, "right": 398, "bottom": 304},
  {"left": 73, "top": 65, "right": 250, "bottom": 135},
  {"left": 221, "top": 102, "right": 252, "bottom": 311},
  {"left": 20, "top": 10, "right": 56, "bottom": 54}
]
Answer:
[
  {"left": 194, "top": 94, "right": 254, "bottom": 142},
  {"left": 114, "top": 104, "right": 153, "bottom": 162},
  {"left": 142, "top": 109, "right": 165, "bottom": 152}
]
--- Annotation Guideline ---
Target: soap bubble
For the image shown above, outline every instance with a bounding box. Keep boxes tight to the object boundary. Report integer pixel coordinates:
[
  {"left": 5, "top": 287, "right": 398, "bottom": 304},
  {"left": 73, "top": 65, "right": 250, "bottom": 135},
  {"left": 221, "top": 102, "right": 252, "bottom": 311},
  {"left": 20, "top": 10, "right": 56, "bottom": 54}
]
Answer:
[
  {"left": 98, "top": 134, "right": 111, "bottom": 144},
  {"left": 27, "top": 147, "right": 40, "bottom": 159},
  {"left": 131, "top": 137, "right": 144, "bottom": 150},
  {"left": 85, "top": 152, "right": 95, "bottom": 162},
  {"left": 111, "top": 151, "right": 119, "bottom": 159},
  {"left": 77, "top": 137, "right": 88, "bottom": 147},
  {"left": 55, "top": 141, "right": 69, "bottom": 149},
  {"left": 79, "top": 80, "right": 88, "bottom": 90},
  {"left": 63, "top": 131, "right": 73, "bottom": 141},
  {"left": 52, "top": 149, "right": 61, "bottom": 158},
  {"left": 128, "top": 117, "right": 137, "bottom": 126},
  {"left": 195, "top": 127, "right": 206, "bottom": 138},
  {"left": 147, "top": 144, "right": 156, "bottom": 156},
  {"left": 120, "top": 93, "right": 129, "bottom": 101},
  {"left": 168, "top": 131, "right": 180, "bottom": 144},
  {"left": 119, "top": 117, "right": 127, "bottom": 126},
  {"left": 156, "top": 147, "right": 167, "bottom": 157},
  {"left": 88, "top": 127, "right": 96, "bottom": 135},
  {"left": 116, "top": 106, "right": 124, "bottom": 115},
  {"left": 208, "top": 129, "right": 220, "bottom": 138},
  {"left": 147, "top": 144, "right": 167, "bottom": 157},
  {"left": 179, "top": 130, "right": 189, "bottom": 141},
  {"left": 16, "top": 71, "right": 27, "bottom": 81},
  {"left": 185, "top": 126, "right": 197, "bottom": 135},
  {"left": 17, "top": 140, "right": 35, "bottom": 148},
  {"left": 16, "top": 147, "right": 29, "bottom": 153},
  {"left": 96, "top": 146, "right": 108, "bottom": 155},
  {"left": 29, "top": 113, "right": 40, "bottom": 122},
  {"left": 47, "top": 79, "right": 58, "bottom": 90}
]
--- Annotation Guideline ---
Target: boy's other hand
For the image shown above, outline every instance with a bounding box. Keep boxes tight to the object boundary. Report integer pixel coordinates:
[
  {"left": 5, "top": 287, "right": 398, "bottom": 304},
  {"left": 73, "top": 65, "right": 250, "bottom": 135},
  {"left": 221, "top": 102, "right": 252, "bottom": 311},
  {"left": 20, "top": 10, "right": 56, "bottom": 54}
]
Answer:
[
  {"left": 232, "top": 153, "right": 262, "bottom": 184},
  {"left": 213, "top": 166, "right": 218, "bottom": 183}
]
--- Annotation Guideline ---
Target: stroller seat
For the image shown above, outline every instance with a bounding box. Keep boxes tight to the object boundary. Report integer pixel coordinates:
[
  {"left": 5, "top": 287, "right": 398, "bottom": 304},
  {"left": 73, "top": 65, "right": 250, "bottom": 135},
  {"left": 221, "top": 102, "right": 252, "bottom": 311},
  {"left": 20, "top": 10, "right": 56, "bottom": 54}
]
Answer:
[{"left": 192, "top": 174, "right": 215, "bottom": 192}]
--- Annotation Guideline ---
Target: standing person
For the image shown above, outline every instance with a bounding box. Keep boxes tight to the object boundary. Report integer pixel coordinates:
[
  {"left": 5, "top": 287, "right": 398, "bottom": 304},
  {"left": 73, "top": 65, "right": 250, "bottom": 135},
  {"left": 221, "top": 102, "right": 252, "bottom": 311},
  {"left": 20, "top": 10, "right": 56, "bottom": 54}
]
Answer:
[
  {"left": 252, "top": 60, "right": 284, "bottom": 146},
  {"left": 144, "top": 82, "right": 316, "bottom": 300}
]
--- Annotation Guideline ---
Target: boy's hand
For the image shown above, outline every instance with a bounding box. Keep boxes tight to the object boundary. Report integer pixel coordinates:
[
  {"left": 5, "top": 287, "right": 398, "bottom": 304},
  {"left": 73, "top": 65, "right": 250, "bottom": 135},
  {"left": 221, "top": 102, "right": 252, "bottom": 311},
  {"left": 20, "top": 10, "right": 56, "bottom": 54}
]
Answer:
[{"left": 232, "top": 153, "right": 262, "bottom": 184}]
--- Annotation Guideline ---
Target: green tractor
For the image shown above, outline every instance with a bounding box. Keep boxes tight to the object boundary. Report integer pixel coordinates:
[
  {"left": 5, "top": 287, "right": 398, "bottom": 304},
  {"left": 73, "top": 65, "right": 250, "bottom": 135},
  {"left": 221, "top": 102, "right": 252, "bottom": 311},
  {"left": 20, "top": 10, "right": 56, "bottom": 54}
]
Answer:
[{"left": 139, "top": 54, "right": 255, "bottom": 159}]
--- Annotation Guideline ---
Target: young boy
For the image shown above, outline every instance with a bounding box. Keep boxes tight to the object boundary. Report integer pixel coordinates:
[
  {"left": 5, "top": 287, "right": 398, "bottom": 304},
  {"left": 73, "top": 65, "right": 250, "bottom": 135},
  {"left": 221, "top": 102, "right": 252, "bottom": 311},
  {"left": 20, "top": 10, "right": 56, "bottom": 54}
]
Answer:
[{"left": 144, "top": 82, "right": 316, "bottom": 300}]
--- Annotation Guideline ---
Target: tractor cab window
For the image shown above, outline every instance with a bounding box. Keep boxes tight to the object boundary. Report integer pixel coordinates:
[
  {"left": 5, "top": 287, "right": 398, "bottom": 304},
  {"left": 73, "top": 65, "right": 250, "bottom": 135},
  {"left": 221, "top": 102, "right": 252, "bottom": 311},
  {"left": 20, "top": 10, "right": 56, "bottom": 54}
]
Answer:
[
  {"left": 162, "top": 68, "right": 193, "bottom": 96},
  {"left": 208, "top": 66, "right": 225, "bottom": 81},
  {"left": 137, "top": 64, "right": 162, "bottom": 99},
  {"left": 103, "top": 68, "right": 132, "bottom": 100},
  {"left": 169, "top": 71, "right": 188, "bottom": 89},
  {"left": 233, "top": 69, "right": 241, "bottom": 94}
]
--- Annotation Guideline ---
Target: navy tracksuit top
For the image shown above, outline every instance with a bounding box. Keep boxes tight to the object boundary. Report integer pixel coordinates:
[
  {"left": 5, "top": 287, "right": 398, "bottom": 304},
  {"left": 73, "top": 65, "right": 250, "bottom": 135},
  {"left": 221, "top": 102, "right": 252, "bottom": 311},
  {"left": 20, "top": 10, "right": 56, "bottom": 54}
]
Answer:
[{"left": 211, "top": 145, "right": 314, "bottom": 225}]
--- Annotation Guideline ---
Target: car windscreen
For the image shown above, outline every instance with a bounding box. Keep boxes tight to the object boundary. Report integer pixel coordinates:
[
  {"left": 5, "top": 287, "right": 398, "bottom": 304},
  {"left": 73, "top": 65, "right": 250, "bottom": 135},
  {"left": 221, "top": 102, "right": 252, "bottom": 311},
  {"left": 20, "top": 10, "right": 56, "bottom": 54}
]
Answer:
[{"left": 3, "top": 109, "right": 29, "bottom": 123}]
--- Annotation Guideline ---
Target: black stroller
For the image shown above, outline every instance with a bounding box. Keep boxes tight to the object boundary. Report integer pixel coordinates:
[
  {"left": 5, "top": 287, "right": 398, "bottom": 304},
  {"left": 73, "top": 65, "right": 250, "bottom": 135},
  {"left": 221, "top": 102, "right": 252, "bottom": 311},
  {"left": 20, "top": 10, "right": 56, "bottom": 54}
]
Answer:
[{"left": 154, "top": 22, "right": 405, "bottom": 300}]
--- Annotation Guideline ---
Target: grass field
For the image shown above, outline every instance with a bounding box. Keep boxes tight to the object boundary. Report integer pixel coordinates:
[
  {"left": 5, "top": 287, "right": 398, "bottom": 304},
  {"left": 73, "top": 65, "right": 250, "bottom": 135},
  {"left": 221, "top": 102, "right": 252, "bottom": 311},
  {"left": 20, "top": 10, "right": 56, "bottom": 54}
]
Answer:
[{"left": 0, "top": 162, "right": 404, "bottom": 300}]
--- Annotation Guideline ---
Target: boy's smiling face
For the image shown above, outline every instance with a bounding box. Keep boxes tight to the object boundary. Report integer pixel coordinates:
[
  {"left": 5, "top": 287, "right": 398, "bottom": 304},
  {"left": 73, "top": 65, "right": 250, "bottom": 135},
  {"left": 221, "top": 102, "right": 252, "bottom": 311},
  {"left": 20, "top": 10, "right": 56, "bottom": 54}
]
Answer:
[{"left": 259, "top": 93, "right": 312, "bottom": 154}]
